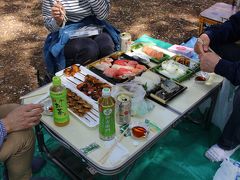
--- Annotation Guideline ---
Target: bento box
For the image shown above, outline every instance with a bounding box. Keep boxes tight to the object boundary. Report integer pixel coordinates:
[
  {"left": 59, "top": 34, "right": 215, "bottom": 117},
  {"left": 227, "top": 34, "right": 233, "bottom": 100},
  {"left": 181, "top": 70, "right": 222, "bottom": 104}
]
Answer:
[
  {"left": 131, "top": 70, "right": 187, "bottom": 104},
  {"left": 86, "top": 51, "right": 150, "bottom": 84},
  {"left": 171, "top": 55, "right": 200, "bottom": 73},
  {"left": 130, "top": 42, "right": 175, "bottom": 64},
  {"left": 151, "top": 59, "right": 194, "bottom": 83}
]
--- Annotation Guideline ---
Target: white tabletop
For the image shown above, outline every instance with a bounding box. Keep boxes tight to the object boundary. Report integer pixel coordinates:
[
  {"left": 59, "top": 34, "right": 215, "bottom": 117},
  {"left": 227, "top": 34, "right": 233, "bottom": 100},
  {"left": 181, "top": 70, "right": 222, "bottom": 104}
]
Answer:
[
  {"left": 167, "top": 73, "right": 223, "bottom": 114},
  {"left": 23, "top": 84, "right": 180, "bottom": 174}
]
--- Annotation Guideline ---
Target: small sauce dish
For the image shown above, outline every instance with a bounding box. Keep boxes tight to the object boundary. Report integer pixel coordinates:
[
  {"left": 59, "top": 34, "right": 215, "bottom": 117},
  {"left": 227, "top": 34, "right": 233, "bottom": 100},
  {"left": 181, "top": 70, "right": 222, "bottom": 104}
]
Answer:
[{"left": 195, "top": 71, "right": 210, "bottom": 83}]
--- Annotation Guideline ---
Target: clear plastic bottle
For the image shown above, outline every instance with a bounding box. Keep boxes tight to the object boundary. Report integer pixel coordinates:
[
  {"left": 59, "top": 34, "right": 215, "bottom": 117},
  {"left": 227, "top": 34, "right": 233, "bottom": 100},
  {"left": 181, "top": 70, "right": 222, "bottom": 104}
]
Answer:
[
  {"left": 50, "top": 76, "right": 69, "bottom": 126},
  {"left": 98, "top": 88, "right": 116, "bottom": 141}
]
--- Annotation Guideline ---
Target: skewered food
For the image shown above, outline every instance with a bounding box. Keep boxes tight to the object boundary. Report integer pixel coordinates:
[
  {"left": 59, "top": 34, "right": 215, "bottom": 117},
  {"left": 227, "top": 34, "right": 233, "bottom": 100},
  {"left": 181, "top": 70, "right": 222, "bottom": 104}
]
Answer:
[
  {"left": 64, "top": 64, "right": 80, "bottom": 76},
  {"left": 142, "top": 46, "right": 164, "bottom": 60},
  {"left": 67, "top": 89, "right": 92, "bottom": 117},
  {"left": 76, "top": 75, "right": 111, "bottom": 101}
]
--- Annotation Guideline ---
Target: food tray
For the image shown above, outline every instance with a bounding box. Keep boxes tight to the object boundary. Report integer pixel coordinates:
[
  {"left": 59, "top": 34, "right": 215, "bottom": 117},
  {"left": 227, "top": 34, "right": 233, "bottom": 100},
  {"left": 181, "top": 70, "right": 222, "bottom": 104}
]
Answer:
[
  {"left": 148, "top": 76, "right": 187, "bottom": 104},
  {"left": 131, "top": 43, "right": 175, "bottom": 64},
  {"left": 37, "top": 95, "right": 99, "bottom": 128},
  {"left": 86, "top": 52, "right": 150, "bottom": 84},
  {"left": 171, "top": 55, "right": 200, "bottom": 73},
  {"left": 151, "top": 60, "right": 194, "bottom": 83},
  {"left": 55, "top": 65, "right": 112, "bottom": 127}
]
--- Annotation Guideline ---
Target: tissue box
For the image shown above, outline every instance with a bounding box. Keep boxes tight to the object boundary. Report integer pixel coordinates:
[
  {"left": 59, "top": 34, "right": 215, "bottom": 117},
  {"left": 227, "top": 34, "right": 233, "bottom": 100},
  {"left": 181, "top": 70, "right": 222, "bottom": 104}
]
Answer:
[{"left": 168, "top": 44, "right": 194, "bottom": 58}]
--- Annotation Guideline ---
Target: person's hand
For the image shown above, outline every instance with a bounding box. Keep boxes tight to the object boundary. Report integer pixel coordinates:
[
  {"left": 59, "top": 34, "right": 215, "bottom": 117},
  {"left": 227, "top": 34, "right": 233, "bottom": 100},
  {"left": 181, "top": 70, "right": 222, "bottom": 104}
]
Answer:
[
  {"left": 2, "top": 104, "right": 44, "bottom": 133},
  {"left": 51, "top": 0, "right": 65, "bottom": 26},
  {"left": 199, "top": 52, "right": 221, "bottom": 73},
  {"left": 194, "top": 33, "right": 211, "bottom": 55}
]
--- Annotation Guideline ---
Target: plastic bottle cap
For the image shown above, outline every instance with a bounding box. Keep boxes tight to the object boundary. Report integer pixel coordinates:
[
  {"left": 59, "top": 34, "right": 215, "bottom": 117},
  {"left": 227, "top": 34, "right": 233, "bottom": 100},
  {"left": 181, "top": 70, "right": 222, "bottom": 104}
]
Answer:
[
  {"left": 102, "top": 88, "right": 111, "bottom": 97},
  {"left": 52, "top": 76, "right": 61, "bottom": 86}
]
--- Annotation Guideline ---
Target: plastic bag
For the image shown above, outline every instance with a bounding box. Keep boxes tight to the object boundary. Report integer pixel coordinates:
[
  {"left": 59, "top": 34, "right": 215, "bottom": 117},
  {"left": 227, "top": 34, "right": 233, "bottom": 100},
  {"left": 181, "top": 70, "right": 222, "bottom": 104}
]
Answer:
[
  {"left": 213, "top": 159, "right": 240, "bottom": 180},
  {"left": 211, "top": 79, "right": 236, "bottom": 131},
  {"left": 111, "top": 82, "right": 155, "bottom": 117},
  {"left": 65, "top": 25, "right": 103, "bottom": 39}
]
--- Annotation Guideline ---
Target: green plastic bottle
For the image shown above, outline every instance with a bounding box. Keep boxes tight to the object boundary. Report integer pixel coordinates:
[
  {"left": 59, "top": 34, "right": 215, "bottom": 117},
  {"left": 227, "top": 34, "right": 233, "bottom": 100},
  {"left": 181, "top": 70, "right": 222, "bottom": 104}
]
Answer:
[
  {"left": 98, "top": 88, "right": 116, "bottom": 141},
  {"left": 50, "top": 76, "right": 69, "bottom": 126}
]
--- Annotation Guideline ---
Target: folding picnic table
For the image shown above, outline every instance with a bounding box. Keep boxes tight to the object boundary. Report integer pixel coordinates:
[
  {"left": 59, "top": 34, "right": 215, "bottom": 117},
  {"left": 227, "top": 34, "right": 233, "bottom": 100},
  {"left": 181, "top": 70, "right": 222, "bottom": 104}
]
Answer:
[{"left": 22, "top": 67, "right": 223, "bottom": 179}]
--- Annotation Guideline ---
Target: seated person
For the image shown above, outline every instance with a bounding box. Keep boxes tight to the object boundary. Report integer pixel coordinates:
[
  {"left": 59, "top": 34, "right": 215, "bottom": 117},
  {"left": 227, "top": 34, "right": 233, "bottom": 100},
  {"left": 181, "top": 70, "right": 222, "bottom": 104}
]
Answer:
[
  {"left": 195, "top": 11, "right": 240, "bottom": 162},
  {"left": 42, "top": 0, "right": 120, "bottom": 76},
  {"left": 0, "top": 104, "right": 44, "bottom": 179}
]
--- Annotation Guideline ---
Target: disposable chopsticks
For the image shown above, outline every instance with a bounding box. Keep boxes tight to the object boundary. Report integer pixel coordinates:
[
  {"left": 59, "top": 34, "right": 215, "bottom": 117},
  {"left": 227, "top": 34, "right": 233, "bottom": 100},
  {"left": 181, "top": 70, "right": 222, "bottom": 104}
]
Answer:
[
  {"left": 20, "top": 92, "right": 48, "bottom": 100},
  {"left": 197, "top": 38, "right": 216, "bottom": 54},
  {"left": 99, "top": 128, "right": 128, "bottom": 164},
  {"left": 54, "top": 0, "right": 68, "bottom": 26}
]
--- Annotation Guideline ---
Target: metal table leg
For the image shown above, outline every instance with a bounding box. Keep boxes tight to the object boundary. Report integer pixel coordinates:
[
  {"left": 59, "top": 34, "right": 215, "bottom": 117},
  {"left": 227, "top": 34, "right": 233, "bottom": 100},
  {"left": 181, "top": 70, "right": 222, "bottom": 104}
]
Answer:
[{"left": 35, "top": 124, "right": 93, "bottom": 180}]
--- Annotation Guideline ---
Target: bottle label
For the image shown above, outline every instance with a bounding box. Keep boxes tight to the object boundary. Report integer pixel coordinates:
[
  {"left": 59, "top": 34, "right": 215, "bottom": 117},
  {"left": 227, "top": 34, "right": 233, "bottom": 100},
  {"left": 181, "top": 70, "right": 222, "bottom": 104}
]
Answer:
[
  {"left": 99, "top": 104, "right": 115, "bottom": 138},
  {"left": 50, "top": 89, "right": 69, "bottom": 124}
]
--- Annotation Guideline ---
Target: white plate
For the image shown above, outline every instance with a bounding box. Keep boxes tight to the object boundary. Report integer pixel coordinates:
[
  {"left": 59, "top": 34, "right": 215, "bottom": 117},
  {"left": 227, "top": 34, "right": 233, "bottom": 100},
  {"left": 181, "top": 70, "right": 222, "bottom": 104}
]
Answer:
[
  {"left": 38, "top": 95, "right": 99, "bottom": 127},
  {"left": 55, "top": 65, "right": 112, "bottom": 127}
]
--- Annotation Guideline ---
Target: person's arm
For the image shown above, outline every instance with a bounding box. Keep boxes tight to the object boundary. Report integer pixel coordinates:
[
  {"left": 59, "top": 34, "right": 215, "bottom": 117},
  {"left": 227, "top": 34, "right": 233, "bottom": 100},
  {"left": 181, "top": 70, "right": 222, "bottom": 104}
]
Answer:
[
  {"left": 214, "top": 59, "right": 240, "bottom": 86},
  {"left": 42, "top": 0, "right": 61, "bottom": 32},
  {"left": 205, "top": 12, "right": 240, "bottom": 46},
  {"left": 89, "top": 0, "right": 110, "bottom": 20},
  {"left": 0, "top": 120, "right": 7, "bottom": 148}
]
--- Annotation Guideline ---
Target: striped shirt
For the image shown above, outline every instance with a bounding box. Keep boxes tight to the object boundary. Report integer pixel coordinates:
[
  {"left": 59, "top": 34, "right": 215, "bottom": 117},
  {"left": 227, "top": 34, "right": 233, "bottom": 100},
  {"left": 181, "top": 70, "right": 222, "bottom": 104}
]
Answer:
[
  {"left": 0, "top": 120, "right": 7, "bottom": 147},
  {"left": 42, "top": 0, "right": 110, "bottom": 32}
]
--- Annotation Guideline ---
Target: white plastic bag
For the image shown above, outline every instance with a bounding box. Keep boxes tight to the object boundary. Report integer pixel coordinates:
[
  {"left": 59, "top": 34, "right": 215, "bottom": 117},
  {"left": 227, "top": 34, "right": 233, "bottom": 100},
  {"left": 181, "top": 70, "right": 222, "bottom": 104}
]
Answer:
[
  {"left": 111, "top": 82, "right": 155, "bottom": 117},
  {"left": 211, "top": 79, "right": 236, "bottom": 131},
  {"left": 213, "top": 159, "right": 240, "bottom": 180}
]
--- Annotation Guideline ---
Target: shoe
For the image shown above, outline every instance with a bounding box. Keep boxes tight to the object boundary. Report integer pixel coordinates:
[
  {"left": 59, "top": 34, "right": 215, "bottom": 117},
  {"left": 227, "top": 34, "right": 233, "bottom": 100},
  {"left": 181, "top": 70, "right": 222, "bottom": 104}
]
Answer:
[
  {"left": 205, "top": 144, "right": 240, "bottom": 162},
  {"left": 3, "top": 167, "right": 8, "bottom": 180},
  {"left": 32, "top": 156, "right": 46, "bottom": 173}
]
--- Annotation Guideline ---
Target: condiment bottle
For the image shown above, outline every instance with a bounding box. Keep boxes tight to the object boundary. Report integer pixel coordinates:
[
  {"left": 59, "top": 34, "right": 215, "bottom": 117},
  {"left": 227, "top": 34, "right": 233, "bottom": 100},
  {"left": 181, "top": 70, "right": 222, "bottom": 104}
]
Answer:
[
  {"left": 50, "top": 76, "right": 69, "bottom": 126},
  {"left": 98, "top": 88, "right": 116, "bottom": 141}
]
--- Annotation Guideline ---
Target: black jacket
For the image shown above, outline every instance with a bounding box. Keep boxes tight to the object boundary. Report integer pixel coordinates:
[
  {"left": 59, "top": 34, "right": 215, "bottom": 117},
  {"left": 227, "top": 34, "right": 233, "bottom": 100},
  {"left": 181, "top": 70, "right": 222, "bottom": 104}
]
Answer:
[{"left": 205, "top": 12, "right": 240, "bottom": 86}]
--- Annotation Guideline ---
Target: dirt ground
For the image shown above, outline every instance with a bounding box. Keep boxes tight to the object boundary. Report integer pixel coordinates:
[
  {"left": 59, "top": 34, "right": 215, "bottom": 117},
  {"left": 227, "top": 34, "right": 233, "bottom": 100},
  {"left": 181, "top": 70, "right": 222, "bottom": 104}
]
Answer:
[{"left": 0, "top": 0, "right": 232, "bottom": 104}]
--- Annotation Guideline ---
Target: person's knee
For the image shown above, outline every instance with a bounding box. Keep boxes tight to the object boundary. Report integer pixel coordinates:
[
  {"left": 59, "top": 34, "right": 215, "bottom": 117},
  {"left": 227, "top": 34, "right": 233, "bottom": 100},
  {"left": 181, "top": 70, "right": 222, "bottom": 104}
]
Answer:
[
  {"left": 94, "top": 33, "right": 114, "bottom": 57},
  {"left": 64, "top": 38, "right": 99, "bottom": 65},
  {"left": 0, "top": 128, "right": 35, "bottom": 161},
  {"left": 0, "top": 104, "right": 20, "bottom": 119},
  {"left": 82, "top": 41, "right": 99, "bottom": 59}
]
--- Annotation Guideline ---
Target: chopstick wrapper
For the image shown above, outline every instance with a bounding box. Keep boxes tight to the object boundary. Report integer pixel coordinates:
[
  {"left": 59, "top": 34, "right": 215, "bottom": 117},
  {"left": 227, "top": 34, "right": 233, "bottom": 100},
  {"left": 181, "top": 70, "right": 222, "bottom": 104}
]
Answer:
[{"left": 103, "top": 139, "right": 129, "bottom": 166}]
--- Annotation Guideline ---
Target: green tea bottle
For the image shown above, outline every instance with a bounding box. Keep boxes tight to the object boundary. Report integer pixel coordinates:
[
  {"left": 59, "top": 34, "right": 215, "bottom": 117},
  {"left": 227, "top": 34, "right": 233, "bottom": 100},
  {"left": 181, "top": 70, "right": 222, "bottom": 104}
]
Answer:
[
  {"left": 50, "top": 76, "right": 69, "bottom": 126},
  {"left": 98, "top": 88, "right": 116, "bottom": 141}
]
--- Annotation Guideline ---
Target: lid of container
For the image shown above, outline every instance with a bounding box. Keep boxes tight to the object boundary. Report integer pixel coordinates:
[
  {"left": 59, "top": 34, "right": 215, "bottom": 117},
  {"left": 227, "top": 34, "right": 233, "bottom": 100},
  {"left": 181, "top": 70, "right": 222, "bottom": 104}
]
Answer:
[
  {"left": 102, "top": 87, "right": 111, "bottom": 97},
  {"left": 52, "top": 76, "right": 61, "bottom": 86}
]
